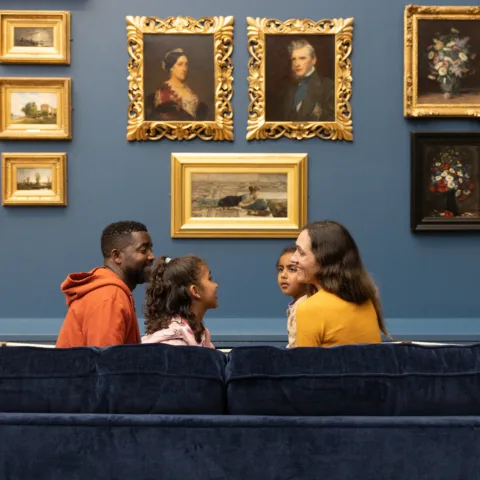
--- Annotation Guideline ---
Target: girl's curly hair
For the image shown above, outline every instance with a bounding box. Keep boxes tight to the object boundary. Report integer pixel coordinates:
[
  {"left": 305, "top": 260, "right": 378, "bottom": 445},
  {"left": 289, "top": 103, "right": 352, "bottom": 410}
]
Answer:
[{"left": 143, "top": 255, "right": 206, "bottom": 343}]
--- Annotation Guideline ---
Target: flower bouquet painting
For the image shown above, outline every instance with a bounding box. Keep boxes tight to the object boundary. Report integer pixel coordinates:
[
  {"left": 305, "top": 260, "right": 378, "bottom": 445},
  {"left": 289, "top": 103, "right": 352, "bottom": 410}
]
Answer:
[
  {"left": 426, "top": 28, "right": 476, "bottom": 99},
  {"left": 428, "top": 147, "right": 475, "bottom": 217},
  {"left": 411, "top": 132, "right": 480, "bottom": 232},
  {"left": 406, "top": 6, "right": 480, "bottom": 116}
]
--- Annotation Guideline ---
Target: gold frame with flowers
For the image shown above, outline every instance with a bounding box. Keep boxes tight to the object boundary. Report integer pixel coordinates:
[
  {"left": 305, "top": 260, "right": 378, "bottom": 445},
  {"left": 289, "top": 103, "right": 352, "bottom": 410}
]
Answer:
[
  {"left": 404, "top": 5, "right": 480, "bottom": 117},
  {"left": 2, "top": 152, "right": 67, "bottom": 206},
  {"left": 0, "top": 10, "right": 70, "bottom": 64},
  {"left": 126, "top": 15, "right": 234, "bottom": 142},
  {"left": 171, "top": 153, "right": 308, "bottom": 238},
  {"left": 246, "top": 17, "right": 353, "bottom": 141}
]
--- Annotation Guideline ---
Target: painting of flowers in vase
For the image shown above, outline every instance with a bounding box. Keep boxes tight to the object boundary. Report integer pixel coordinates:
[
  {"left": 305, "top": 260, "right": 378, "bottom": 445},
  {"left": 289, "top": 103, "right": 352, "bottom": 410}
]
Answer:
[
  {"left": 411, "top": 132, "right": 480, "bottom": 231},
  {"left": 418, "top": 20, "right": 480, "bottom": 105}
]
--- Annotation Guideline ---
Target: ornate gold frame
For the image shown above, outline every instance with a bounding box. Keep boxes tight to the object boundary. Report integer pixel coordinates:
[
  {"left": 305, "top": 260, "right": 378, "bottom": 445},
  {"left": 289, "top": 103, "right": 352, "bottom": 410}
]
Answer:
[
  {"left": 0, "top": 11, "right": 70, "bottom": 64},
  {"left": 246, "top": 17, "right": 353, "bottom": 141},
  {"left": 171, "top": 153, "right": 308, "bottom": 238},
  {"left": 126, "top": 16, "right": 234, "bottom": 141},
  {"left": 404, "top": 5, "right": 480, "bottom": 117},
  {"left": 2, "top": 152, "right": 67, "bottom": 206},
  {"left": 0, "top": 77, "right": 71, "bottom": 140}
]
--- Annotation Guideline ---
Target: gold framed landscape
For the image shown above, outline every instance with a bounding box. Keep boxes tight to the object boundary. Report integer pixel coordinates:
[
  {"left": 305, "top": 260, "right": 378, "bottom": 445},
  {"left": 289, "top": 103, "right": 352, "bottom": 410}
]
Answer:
[
  {"left": 126, "top": 15, "right": 234, "bottom": 142},
  {"left": 246, "top": 17, "right": 353, "bottom": 141},
  {"left": 2, "top": 153, "right": 67, "bottom": 206},
  {"left": 0, "top": 10, "right": 70, "bottom": 64},
  {"left": 404, "top": 5, "right": 480, "bottom": 117},
  {"left": 0, "top": 77, "right": 71, "bottom": 140},
  {"left": 171, "top": 153, "right": 308, "bottom": 238}
]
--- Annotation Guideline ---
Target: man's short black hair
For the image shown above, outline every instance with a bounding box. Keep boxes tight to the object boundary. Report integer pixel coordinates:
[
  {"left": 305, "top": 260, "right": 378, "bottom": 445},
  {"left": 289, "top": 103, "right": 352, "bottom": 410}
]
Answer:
[{"left": 101, "top": 221, "right": 148, "bottom": 258}]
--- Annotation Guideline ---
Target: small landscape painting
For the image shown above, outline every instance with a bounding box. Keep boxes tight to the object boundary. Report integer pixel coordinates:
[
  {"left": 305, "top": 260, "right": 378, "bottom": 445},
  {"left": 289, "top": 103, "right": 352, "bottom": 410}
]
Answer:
[
  {"left": 191, "top": 173, "right": 288, "bottom": 218},
  {"left": 13, "top": 27, "right": 54, "bottom": 48},
  {"left": 10, "top": 92, "right": 57, "bottom": 125},
  {"left": 16, "top": 168, "right": 53, "bottom": 191}
]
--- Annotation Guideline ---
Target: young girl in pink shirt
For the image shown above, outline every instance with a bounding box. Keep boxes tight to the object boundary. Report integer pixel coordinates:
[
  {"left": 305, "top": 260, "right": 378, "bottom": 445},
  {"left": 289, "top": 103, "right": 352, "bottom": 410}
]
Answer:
[{"left": 142, "top": 255, "right": 217, "bottom": 348}]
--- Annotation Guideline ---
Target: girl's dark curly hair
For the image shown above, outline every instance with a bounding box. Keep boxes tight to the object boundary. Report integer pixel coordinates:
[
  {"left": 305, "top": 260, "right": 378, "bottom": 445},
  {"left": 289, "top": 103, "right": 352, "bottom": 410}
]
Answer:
[{"left": 143, "top": 255, "right": 206, "bottom": 343}]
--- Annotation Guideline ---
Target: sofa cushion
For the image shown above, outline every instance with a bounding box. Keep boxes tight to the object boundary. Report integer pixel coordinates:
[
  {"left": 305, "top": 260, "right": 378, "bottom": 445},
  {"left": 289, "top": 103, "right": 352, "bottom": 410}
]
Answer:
[
  {"left": 0, "top": 344, "right": 227, "bottom": 414},
  {"left": 226, "top": 343, "right": 480, "bottom": 415}
]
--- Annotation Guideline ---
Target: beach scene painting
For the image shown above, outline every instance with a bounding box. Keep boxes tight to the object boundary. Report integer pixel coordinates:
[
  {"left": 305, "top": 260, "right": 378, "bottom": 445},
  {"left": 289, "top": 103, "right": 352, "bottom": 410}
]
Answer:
[{"left": 191, "top": 172, "right": 288, "bottom": 218}]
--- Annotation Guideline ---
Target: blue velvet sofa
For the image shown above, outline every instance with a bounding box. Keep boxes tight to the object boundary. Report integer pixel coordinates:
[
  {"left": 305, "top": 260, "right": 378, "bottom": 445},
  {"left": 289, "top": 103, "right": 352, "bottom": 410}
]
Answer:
[{"left": 1, "top": 342, "right": 480, "bottom": 479}]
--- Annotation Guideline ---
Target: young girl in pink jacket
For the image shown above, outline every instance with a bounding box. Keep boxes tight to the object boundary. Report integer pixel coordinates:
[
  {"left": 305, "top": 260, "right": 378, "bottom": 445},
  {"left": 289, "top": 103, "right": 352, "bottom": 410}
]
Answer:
[{"left": 142, "top": 255, "right": 217, "bottom": 348}]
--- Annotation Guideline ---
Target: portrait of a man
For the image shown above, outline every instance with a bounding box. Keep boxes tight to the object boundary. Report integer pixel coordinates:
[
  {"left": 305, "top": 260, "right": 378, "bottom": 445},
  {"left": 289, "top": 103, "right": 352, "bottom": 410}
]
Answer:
[{"left": 265, "top": 35, "right": 335, "bottom": 123}]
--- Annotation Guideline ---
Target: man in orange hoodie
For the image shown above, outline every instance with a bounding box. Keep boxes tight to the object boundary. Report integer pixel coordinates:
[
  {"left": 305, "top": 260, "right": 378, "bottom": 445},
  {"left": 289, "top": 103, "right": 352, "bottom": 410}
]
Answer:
[{"left": 56, "top": 221, "right": 155, "bottom": 348}]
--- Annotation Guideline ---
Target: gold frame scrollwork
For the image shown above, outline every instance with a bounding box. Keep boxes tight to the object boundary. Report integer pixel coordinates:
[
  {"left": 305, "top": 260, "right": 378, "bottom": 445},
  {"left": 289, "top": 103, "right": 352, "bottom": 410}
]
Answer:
[
  {"left": 246, "top": 17, "right": 353, "bottom": 141},
  {"left": 126, "top": 15, "right": 234, "bottom": 141},
  {"left": 404, "top": 5, "right": 480, "bottom": 117}
]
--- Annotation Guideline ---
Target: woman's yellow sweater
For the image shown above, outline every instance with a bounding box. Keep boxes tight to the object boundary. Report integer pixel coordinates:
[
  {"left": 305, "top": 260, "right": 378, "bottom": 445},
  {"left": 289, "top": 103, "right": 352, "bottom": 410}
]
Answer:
[{"left": 296, "top": 289, "right": 382, "bottom": 347}]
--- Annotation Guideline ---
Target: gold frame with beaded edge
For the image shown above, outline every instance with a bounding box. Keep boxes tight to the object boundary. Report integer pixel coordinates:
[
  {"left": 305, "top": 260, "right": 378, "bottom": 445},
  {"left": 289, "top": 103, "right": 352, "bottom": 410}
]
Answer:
[
  {"left": 246, "top": 17, "right": 353, "bottom": 141},
  {"left": 171, "top": 153, "right": 308, "bottom": 238},
  {"left": 404, "top": 5, "right": 480, "bottom": 117},
  {"left": 126, "top": 15, "right": 234, "bottom": 141}
]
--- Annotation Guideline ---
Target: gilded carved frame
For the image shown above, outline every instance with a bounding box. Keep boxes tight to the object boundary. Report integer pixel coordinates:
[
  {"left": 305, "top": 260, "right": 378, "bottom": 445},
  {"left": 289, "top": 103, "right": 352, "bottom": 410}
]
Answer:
[
  {"left": 126, "top": 16, "right": 234, "bottom": 141},
  {"left": 404, "top": 5, "right": 480, "bottom": 117},
  {"left": 246, "top": 17, "right": 353, "bottom": 141},
  {"left": 2, "top": 152, "right": 67, "bottom": 206},
  {"left": 171, "top": 153, "right": 308, "bottom": 238}
]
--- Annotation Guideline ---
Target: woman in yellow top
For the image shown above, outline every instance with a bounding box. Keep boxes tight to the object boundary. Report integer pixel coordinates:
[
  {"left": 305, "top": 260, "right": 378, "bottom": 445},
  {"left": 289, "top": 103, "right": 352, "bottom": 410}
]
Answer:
[{"left": 290, "top": 221, "right": 390, "bottom": 347}]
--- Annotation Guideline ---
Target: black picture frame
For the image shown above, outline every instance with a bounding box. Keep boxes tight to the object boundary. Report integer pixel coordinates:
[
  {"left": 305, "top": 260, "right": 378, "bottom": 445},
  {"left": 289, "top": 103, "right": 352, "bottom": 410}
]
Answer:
[{"left": 411, "top": 131, "right": 480, "bottom": 231}]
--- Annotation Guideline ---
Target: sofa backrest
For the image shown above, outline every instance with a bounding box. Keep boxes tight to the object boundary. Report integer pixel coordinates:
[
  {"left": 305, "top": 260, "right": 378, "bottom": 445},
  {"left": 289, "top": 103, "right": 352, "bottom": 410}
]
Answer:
[
  {"left": 0, "top": 344, "right": 227, "bottom": 414},
  {"left": 226, "top": 343, "right": 480, "bottom": 415},
  {"left": 3, "top": 342, "right": 480, "bottom": 416}
]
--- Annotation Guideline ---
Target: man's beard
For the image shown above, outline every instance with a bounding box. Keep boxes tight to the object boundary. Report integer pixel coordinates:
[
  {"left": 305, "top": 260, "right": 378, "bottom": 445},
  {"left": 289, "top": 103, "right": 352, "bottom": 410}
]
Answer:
[{"left": 125, "top": 264, "right": 151, "bottom": 286}]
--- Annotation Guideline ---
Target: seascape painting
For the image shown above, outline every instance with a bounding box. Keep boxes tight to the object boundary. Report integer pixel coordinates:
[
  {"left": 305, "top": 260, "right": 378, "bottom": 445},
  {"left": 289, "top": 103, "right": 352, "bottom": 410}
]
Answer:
[
  {"left": 13, "top": 27, "right": 54, "bottom": 47},
  {"left": 191, "top": 172, "right": 288, "bottom": 218}
]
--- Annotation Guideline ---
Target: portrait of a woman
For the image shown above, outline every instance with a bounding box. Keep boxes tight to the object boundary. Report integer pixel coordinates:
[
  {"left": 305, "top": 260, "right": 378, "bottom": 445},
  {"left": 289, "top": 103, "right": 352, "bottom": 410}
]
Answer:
[{"left": 150, "top": 48, "right": 209, "bottom": 121}]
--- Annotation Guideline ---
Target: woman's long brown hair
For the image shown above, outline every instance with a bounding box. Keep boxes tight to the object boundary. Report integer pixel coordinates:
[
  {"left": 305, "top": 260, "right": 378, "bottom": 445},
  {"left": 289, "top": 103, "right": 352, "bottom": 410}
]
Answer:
[{"left": 305, "top": 221, "right": 391, "bottom": 338}]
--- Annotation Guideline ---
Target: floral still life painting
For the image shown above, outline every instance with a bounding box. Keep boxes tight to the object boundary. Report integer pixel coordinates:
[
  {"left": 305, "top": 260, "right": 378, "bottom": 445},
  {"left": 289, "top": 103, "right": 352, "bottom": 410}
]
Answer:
[
  {"left": 411, "top": 132, "right": 480, "bottom": 231},
  {"left": 404, "top": 6, "right": 480, "bottom": 117},
  {"left": 426, "top": 28, "right": 477, "bottom": 100}
]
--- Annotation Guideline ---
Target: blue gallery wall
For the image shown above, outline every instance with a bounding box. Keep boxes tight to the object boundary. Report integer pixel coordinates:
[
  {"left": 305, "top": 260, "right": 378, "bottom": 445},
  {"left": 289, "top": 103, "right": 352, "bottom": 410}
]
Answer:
[{"left": 1, "top": 0, "right": 480, "bottom": 342}]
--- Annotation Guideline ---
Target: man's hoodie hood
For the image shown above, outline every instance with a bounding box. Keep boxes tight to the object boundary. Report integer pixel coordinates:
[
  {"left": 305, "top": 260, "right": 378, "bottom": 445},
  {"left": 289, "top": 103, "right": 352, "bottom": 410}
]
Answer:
[{"left": 61, "top": 267, "right": 132, "bottom": 307}]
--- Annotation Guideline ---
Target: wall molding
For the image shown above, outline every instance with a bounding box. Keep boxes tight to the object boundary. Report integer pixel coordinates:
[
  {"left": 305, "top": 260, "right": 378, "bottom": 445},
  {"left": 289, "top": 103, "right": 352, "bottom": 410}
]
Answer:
[{"left": 0, "top": 317, "right": 479, "bottom": 346}]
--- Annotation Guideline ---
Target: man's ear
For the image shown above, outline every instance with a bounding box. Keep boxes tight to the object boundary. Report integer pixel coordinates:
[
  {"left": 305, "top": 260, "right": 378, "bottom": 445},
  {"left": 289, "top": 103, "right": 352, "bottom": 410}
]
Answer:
[
  {"left": 189, "top": 284, "right": 201, "bottom": 300},
  {"left": 111, "top": 248, "right": 123, "bottom": 265},
  {"left": 312, "top": 56, "right": 317, "bottom": 66}
]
